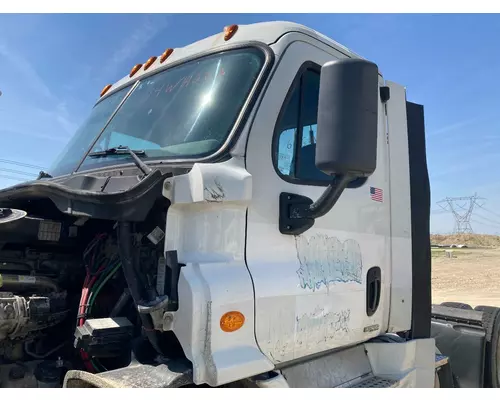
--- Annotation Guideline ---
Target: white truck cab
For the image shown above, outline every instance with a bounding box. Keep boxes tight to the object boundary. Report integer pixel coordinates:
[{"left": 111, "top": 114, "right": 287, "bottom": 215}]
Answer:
[
  {"left": 2, "top": 21, "right": 492, "bottom": 389},
  {"left": 156, "top": 21, "right": 429, "bottom": 387}
]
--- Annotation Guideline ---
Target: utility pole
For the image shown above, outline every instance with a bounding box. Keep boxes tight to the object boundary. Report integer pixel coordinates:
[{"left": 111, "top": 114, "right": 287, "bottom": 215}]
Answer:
[{"left": 437, "top": 194, "right": 484, "bottom": 234}]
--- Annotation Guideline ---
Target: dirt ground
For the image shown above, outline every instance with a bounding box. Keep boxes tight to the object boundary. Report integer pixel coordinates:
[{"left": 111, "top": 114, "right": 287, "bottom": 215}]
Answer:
[{"left": 432, "top": 247, "right": 500, "bottom": 308}]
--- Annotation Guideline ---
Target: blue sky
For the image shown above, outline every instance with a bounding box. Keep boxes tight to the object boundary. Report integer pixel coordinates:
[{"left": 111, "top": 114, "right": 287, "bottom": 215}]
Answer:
[{"left": 0, "top": 14, "right": 499, "bottom": 234}]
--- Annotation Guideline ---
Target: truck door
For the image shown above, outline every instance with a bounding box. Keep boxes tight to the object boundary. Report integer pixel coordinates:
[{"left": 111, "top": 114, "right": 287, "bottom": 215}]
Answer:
[{"left": 245, "top": 39, "right": 390, "bottom": 364}]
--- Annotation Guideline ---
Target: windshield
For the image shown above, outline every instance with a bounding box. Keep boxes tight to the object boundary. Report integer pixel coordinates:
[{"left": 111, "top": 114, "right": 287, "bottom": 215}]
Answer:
[{"left": 49, "top": 47, "right": 266, "bottom": 177}]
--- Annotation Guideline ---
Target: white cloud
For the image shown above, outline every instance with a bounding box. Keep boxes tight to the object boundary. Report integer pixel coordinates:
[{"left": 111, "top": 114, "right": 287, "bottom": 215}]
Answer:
[
  {"left": 0, "top": 42, "right": 55, "bottom": 101},
  {"left": 0, "top": 14, "right": 171, "bottom": 149},
  {"left": 0, "top": 38, "right": 80, "bottom": 142},
  {"left": 100, "top": 14, "right": 170, "bottom": 80},
  {"left": 0, "top": 127, "right": 69, "bottom": 144},
  {"left": 427, "top": 112, "right": 497, "bottom": 139},
  {"left": 427, "top": 118, "right": 476, "bottom": 137},
  {"left": 55, "top": 102, "right": 79, "bottom": 135},
  {"left": 430, "top": 151, "right": 500, "bottom": 179}
]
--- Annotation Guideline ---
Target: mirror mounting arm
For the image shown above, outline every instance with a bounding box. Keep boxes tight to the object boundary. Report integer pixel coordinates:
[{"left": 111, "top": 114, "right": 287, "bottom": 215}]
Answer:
[{"left": 279, "top": 174, "right": 352, "bottom": 235}]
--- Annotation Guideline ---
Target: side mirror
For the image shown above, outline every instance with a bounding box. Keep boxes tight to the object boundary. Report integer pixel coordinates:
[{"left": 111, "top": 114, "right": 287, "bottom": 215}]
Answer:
[
  {"left": 279, "top": 58, "right": 380, "bottom": 236},
  {"left": 315, "top": 58, "right": 379, "bottom": 177}
]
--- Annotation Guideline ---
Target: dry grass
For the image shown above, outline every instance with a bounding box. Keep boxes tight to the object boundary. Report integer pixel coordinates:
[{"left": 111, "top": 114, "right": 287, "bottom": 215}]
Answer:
[
  {"left": 431, "top": 233, "right": 500, "bottom": 248},
  {"left": 431, "top": 234, "right": 500, "bottom": 308}
]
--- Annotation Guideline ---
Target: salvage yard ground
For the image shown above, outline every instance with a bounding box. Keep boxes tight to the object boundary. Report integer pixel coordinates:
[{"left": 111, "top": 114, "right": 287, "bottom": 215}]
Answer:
[{"left": 431, "top": 234, "right": 500, "bottom": 308}]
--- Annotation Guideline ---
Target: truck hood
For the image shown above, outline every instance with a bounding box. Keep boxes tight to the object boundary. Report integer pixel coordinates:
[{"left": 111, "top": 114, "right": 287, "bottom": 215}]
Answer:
[{"left": 0, "top": 166, "right": 188, "bottom": 221}]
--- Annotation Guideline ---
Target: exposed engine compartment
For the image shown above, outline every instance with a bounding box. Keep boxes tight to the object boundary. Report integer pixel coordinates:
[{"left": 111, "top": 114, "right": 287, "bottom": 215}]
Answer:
[{"left": 0, "top": 178, "right": 188, "bottom": 388}]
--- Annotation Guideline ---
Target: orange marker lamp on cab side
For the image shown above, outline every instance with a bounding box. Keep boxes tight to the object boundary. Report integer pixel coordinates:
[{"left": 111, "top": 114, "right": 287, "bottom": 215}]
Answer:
[{"left": 220, "top": 311, "right": 245, "bottom": 332}]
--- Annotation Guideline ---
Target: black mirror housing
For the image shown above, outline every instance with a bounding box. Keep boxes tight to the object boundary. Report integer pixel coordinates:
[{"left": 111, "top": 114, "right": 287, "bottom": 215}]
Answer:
[
  {"left": 279, "top": 58, "right": 380, "bottom": 236},
  {"left": 315, "top": 58, "right": 379, "bottom": 177}
]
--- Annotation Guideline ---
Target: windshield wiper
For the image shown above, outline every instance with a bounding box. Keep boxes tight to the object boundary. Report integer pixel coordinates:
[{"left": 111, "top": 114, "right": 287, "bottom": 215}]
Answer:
[
  {"left": 89, "top": 146, "right": 146, "bottom": 157},
  {"left": 88, "top": 146, "right": 152, "bottom": 176}
]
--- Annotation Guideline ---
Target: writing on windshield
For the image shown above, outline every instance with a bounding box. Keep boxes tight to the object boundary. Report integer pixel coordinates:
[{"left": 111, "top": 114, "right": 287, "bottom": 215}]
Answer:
[{"left": 49, "top": 48, "right": 265, "bottom": 177}]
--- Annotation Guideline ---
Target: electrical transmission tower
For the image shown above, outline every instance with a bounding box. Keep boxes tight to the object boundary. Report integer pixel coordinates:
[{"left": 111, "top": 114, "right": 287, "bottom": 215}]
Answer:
[{"left": 437, "top": 194, "right": 484, "bottom": 234}]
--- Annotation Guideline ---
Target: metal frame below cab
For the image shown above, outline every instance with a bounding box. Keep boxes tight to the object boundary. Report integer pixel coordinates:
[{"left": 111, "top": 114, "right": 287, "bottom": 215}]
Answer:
[{"left": 406, "top": 101, "right": 432, "bottom": 340}]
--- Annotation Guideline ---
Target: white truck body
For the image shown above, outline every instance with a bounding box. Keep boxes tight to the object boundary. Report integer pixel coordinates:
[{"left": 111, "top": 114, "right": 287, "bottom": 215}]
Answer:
[{"left": 101, "top": 21, "right": 431, "bottom": 387}]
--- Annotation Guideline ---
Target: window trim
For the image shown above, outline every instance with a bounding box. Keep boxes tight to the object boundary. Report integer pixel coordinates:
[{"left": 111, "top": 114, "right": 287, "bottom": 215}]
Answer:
[{"left": 271, "top": 61, "right": 367, "bottom": 189}]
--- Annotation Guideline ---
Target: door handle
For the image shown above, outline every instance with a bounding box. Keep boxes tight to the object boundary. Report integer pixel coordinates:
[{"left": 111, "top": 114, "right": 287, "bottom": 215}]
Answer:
[{"left": 366, "top": 266, "right": 381, "bottom": 317}]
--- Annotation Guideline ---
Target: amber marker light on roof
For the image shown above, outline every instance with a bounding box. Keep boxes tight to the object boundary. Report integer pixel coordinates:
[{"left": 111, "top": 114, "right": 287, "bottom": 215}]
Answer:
[
  {"left": 220, "top": 311, "right": 245, "bottom": 332},
  {"left": 160, "top": 48, "right": 174, "bottom": 63},
  {"left": 100, "top": 84, "right": 112, "bottom": 97},
  {"left": 143, "top": 56, "right": 157, "bottom": 71},
  {"left": 129, "top": 64, "right": 143, "bottom": 78},
  {"left": 224, "top": 25, "right": 238, "bottom": 41}
]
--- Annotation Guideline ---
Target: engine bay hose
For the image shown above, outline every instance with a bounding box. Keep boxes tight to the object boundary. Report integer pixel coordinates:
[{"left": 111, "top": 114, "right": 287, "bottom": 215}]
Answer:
[
  {"left": 117, "top": 221, "right": 164, "bottom": 356},
  {"left": 0, "top": 274, "right": 59, "bottom": 292},
  {"left": 109, "top": 290, "right": 131, "bottom": 317}
]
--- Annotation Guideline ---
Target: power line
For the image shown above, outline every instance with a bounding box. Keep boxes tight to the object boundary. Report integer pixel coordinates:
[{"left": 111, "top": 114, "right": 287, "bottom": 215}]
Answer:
[
  {"left": 0, "top": 158, "right": 45, "bottom": 170},
  {"left": 473, "top": 216, "right": 500, "bottom": 230},
  {"left": 431, "top": 209, "right": 449, "bottom": 215},
  {"left": 473, "top": 211, "right": 500, "bottom": 228},
  {"left": 471, "top": 219, "right": 500, "bottom": 231},
  {"left": 0, "top": 167, "right": 38, "bottom": 177},
  {"left": 475, "top": 203, "right": 500, "bottom": 221},
  {"left": 0, "top": 174, "right": 29, "bottom": 182}
]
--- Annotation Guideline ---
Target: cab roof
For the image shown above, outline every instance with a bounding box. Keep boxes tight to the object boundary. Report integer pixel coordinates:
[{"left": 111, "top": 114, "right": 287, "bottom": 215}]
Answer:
[{"left": 100, "top": 21, "right": 363, "bottom": 100}]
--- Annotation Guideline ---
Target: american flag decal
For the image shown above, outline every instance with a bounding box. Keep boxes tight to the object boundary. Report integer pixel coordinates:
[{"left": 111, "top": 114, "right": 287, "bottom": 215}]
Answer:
[{"left": 370, "top": 186, "right": 383, "bottom": 203}]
